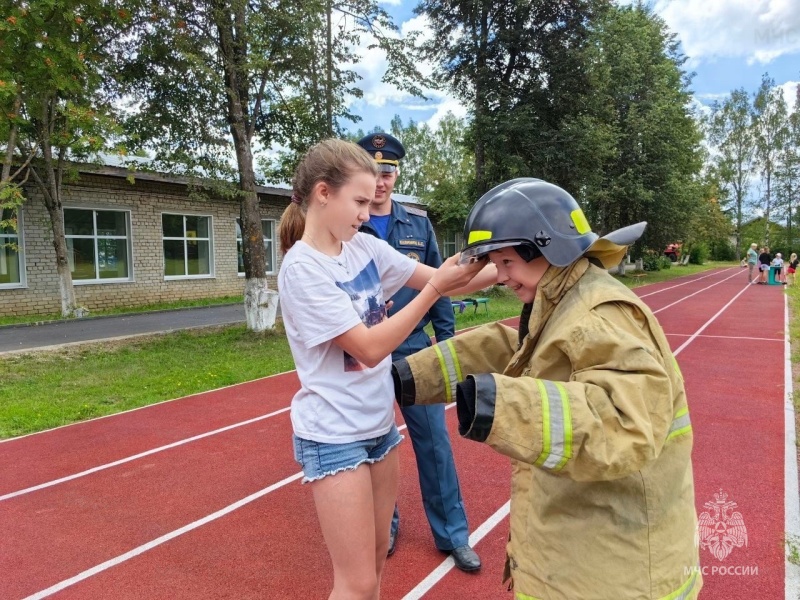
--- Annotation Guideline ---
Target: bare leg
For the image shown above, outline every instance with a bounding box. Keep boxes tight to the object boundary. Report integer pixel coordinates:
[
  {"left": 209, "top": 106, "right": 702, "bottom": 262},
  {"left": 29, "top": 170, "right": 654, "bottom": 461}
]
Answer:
[
  {"left": 369, "top": 447, "right": 400, "bottom": 590},
  {"left": 311, "top": 449, "right": 400, "bottom": 600}
]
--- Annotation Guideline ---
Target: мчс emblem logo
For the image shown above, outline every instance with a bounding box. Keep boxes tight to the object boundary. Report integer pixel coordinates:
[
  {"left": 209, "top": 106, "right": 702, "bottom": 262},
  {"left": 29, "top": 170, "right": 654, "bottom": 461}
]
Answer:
[
  {"left": 697, "top": 489, "right": 748, "bottom": 561},
  {"left": 372, "top": 135, "right": 386, "bottom": 149}
]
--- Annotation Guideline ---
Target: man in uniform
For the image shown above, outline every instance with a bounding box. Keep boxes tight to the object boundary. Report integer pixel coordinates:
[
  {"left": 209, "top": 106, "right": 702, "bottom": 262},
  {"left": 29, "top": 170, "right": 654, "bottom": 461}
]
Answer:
[{"left": 356, "top": 132, "right": 481, "bottom": 572}]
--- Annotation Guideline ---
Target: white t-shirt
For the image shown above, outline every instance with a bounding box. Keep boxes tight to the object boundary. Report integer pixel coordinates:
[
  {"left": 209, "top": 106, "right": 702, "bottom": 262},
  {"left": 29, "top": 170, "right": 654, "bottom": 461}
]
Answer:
[{"left": 278, "top": 232, "right": 417, "bottom": 443}]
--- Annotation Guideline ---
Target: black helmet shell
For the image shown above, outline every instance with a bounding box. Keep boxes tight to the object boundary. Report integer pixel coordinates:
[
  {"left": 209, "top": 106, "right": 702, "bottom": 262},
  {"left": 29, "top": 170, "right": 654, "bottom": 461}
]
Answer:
[
  {"left": 462, "top": 179, "right": 598, "bottom": 267},
  {"left": 462, "top": 178, "right": 646, "bottom": 268}
]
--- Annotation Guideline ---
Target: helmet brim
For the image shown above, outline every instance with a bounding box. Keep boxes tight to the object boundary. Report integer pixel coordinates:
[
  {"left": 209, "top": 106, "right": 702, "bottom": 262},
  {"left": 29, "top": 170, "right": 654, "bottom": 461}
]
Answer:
[{"left": 458, "top": 241, "right": 527, "bottom": 265}]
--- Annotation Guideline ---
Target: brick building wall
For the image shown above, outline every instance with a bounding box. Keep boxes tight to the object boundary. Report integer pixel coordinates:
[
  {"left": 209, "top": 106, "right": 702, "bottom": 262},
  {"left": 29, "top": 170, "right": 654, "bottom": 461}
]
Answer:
[{"left": 1, "top": 168, "right": 291, "bottom": 317}]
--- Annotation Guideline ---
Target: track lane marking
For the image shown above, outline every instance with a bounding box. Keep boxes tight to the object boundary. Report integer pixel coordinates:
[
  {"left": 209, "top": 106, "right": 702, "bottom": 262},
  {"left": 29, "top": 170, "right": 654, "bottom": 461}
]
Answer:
[
  {"left": 652, "top": 270, "right": 745, "bottom": 314},
  {"left": 783, "top": 294, "right": 800, "bottom": 600},
  {"left": 638, "top": 268, "right": 736, "bottom": 298},
  {"left": 0, "top": 407, "right": 290, "bottom": 501},
  {"left": 402, "top": 501, "right": 511, "bottom": 600},
  {"left": 19, "top": 415, "right": 427, "bottom": 599}
]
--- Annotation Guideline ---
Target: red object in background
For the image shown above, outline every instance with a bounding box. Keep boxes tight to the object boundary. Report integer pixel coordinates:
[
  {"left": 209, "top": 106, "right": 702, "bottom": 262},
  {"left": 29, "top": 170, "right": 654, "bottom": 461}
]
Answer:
[{"left": 664, "top": 243, "right": 682, "bottom": 261}]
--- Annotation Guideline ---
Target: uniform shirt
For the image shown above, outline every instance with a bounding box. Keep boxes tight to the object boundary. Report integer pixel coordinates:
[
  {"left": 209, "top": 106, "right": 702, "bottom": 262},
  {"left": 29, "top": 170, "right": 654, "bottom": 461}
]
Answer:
[
  {"left": 278, "top": 232, "right": 416, "bottom": 443},
  {"left": 361, "top": 200, "right": 455, "bottom": 360}
]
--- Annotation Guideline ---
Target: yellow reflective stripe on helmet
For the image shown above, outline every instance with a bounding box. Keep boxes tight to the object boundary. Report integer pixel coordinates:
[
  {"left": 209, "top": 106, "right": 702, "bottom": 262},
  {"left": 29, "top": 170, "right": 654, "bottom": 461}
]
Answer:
[
  {"left": 667, "top": 406, "right": 692, "bottom": 441},
  {"left": 534, "top": 380, "right": 572, "bottom": 471},
  {"left": 468, "top": 230, "right": 493, "bottom": 244},
  {"left": 433, "top": 340, "right": 461, "bottom": 403},
  {"left": 659, "top": 568, "right": 699, "bottom": 600},
  {"left": 570, "top": 208, "right": 591, "bottom": 235}
]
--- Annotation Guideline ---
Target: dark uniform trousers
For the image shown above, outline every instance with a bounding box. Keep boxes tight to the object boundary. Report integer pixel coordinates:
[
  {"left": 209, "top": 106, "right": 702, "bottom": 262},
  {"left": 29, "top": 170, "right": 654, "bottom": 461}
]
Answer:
[{"left": 361, "top": 200, "right": 469, "bottom": 551}]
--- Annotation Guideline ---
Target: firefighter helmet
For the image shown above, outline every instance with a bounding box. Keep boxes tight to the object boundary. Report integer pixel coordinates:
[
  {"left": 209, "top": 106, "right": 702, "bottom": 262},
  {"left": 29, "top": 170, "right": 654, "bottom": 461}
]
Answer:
[{"left": 461, "top": 178, "right": 646, "bottom": 269}]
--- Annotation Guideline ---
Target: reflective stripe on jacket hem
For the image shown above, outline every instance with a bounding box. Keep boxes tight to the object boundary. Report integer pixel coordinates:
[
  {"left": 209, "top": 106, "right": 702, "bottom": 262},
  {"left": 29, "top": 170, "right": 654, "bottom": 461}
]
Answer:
[
  {"left": 513, "top": 568, "right": 699, "bottom": 600},
  {"left": 667, "top": 407, "right": 692, "bottom": 441}
]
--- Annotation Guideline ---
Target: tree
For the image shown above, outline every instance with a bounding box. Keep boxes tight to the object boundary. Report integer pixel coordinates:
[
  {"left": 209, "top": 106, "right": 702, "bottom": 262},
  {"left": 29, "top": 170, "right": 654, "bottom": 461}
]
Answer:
[
  {"left": 752, "top": 74, "right": 789, "bottom": 246},
  {"left": 775, "top": 86, "right": 800, "bottom": 255},
  {"left": 706, "top": 88, "right": 755, "bottom": 259},
  {"left": 119, "top": 1, "right": 423, "bottom": 330},
  {"left": 0, "top": 1, "right": 140, "bottom": 317},
  {"left": 418, "top": 0, "right": 602, "bottom": 196},
  {"left": 568, "top": 4, "right": 704, "bottom": 255}
]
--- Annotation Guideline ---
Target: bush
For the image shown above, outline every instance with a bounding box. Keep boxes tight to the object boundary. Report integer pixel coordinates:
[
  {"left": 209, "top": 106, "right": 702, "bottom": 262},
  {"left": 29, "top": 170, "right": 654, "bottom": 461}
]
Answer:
[
  {"left": 689, "top": 243, "right": 709, "bottom": 265},
  {"left": 642, "top": 249, "right": 663, "bottom": 272},
  {"left": 709, "top": 240, "right": 736, "bottom": 261},
  {"left": 657, "top": 256, "right": 672, "bottom": 270}
]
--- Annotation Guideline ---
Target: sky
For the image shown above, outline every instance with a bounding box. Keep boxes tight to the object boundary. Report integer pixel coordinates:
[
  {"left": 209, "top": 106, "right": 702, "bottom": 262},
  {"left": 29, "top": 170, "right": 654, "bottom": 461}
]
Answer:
[{"left": 343, "top": 0, "right": 800, "bottom": 134}]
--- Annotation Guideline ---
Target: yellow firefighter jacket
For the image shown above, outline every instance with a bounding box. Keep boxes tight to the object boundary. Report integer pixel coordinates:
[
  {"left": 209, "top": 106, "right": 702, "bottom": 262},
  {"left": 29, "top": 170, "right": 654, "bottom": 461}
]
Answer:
[{"left": 392, "top": 259, "right": 701, "bottom": 600}]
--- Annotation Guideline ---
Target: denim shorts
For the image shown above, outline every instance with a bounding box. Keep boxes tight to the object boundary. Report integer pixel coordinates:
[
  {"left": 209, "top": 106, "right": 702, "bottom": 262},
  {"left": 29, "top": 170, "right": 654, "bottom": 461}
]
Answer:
[{"left": 292, "top": 424, "right": 404, "bottom": 484}]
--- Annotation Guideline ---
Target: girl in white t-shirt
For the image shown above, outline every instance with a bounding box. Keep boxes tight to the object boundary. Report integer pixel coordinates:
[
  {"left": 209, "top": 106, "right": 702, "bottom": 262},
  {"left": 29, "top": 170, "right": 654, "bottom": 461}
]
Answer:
[{"left": 277, "top": 139, "right": 493, "bottom": 599}]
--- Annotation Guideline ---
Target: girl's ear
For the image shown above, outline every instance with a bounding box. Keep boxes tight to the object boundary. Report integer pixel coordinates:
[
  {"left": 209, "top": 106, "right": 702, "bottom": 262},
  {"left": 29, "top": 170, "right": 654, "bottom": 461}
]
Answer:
[{"left": 312, "top": 181, "right": 330, "bottom": 202}]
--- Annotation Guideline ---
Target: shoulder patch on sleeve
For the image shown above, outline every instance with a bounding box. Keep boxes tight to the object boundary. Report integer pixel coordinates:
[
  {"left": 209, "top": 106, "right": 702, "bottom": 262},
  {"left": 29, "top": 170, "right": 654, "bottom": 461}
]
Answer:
[{"left": 405, "top": 205, "right": 428, "bottom": 217}]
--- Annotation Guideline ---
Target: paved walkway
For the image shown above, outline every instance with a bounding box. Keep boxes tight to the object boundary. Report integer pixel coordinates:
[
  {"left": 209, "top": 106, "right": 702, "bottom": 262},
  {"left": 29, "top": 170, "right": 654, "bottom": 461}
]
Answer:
[{"left": 0, "top": 304, "right": 246, "bottom": 355}]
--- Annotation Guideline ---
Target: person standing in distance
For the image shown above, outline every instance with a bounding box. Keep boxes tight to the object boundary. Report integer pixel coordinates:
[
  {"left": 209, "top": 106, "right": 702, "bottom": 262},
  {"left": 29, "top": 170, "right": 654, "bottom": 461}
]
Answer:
[{"left": 356, "top": 132, "right": 481, "bottom": 572}]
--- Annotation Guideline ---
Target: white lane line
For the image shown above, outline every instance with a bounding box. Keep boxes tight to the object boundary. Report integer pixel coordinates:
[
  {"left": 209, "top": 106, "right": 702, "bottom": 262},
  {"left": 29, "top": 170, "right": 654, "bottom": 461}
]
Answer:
[
  {"left": 652, "top": 270, "right": 744, "bottom": 314},
  {"left": 21, "top": 470, "right": 304, "bottom": 600},
  {"left": 638, "top": 268, "right": 736, "bottom": 298},
  {"left": 21, "top": 416, "right": 425, "bottom": 599},
  {"left": 0, "top": 406, "right": 290, "bottom": 502},
  {"left": 784, "top": 293, "right": 800, "bottom": 600},
  {"left": 402, "top": 501, "right": 511, "bottom": 600},
  {"left": 665, "top": 333, "right": 783, "bottom": 342},
  {"left": 672, "top": 282, "right": 752, "bottom": 357}
]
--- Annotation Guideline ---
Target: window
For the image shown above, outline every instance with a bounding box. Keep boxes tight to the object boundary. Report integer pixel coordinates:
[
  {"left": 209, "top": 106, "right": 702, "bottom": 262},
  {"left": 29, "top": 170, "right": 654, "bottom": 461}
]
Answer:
[
  {"left": 236, "top": 219, "right": 276, "bottom": 275},
  {"left": 162, "top": 213, "right": 213, "bottom": 278},
  {"left": 0, "top": 207, "right": 24, "bottom": 288},
  {"left": 441, "top": 229, "right": 461, "bottom": 260},
  {"left": 64, "top": 208, "right": 132, "bottom": 282}
]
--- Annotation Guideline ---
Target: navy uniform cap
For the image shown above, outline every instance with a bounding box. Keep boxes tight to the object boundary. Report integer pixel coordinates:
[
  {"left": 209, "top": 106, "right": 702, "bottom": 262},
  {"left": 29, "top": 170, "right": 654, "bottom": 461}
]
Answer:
[{"left": 356, "top": 132, "right": 405, "bottom": 173}]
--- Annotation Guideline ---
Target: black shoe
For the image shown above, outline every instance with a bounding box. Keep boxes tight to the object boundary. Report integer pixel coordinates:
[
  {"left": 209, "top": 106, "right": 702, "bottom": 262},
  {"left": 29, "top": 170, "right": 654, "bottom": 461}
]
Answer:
[
  {"left": 449, "top": 544, "right": 481, "bottom": 572},
  {"left": 387, "top": 528, "right": 398, "bottom": 557}
]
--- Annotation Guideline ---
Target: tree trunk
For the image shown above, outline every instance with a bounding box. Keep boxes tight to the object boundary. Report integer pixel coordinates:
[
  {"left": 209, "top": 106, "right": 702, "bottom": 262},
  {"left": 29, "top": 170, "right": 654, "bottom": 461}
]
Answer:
[
  {"left": 31, "top": 100, "right": 78, "bottom": 318},
  {"left": 217, "top": 4, "right": 274, "bottom": 331}
]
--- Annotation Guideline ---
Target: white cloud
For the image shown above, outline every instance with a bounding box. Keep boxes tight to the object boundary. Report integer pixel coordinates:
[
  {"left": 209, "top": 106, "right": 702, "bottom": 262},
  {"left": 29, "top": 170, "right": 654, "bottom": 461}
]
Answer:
[
  {"left": 654, "top": 0, "right": 800, "bottom": 65},
  {"left": 778, "top": 80, "right": 800, "bottom": 110},
  {"left": 343, "top": 13, "right": 465, "bottom": 131}
]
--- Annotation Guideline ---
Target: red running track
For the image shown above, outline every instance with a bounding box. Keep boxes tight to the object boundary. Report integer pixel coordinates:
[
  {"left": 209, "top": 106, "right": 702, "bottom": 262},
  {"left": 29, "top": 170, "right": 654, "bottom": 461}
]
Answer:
[{"left": 0, "top": 267, "right": 794, "bottom": 599}]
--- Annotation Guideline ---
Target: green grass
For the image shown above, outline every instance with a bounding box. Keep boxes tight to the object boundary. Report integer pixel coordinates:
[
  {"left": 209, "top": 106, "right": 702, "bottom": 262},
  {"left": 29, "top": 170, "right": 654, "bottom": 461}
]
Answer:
[
  {"left": 0, "top": 325, "right": 292, "bottom": 438},
  {"left": 0, "top": 261, "right": 733, "bottom": 439}
]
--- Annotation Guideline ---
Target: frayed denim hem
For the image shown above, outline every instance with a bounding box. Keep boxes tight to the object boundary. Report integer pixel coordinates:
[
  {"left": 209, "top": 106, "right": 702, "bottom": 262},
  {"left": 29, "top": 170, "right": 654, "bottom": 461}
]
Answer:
[{"left": 301, "top": 434, "right": 404, "bottom": 484}]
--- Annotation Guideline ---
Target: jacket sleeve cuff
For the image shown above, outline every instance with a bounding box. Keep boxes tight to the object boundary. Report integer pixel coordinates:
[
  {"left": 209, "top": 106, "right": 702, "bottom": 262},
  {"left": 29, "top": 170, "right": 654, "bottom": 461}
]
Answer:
[
  {"left": 392, "top": 359, "right": 417, "bottom": 407},
  {"left": 460, "top": 374, "right": 497, "bottom": 442}
]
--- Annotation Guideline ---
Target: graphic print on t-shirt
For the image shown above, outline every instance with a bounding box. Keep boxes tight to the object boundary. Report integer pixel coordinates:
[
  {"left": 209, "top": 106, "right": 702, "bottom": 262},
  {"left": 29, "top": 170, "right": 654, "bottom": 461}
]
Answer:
[{"left": 335, "top": 259, "right": 387, "bottom": 372}]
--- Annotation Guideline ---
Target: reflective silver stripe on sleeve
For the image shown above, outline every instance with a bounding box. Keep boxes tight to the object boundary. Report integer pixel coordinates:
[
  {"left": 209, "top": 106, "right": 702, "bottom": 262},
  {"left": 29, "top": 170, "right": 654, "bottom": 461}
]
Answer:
[
  {"left": 534, "top": 379, "right": 573, "bottom": 471},
  {"left": 433, "top": 340, "right": 461, "bottom": 403},
  {"left": 667, "top": 407, "right": 692, "bottom": 441}
]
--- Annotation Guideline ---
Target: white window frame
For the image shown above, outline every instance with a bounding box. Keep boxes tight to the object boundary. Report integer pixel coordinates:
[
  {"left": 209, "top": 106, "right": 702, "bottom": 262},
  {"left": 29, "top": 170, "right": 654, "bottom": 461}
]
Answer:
[
  {"left": 63, "top": 207, "right": 133, "bottom": 285},
  {"left": 441, "top": 229, "right": 461, "bottom": 260},
  {"left": 161, "top": 212, "right": 215, "bottom": 280},
  {"left": 236, "top": 218, "right": 277, "bottom": 276},
  {"left": 0, "top": 206, "right": 26, "bottom": 289}
]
